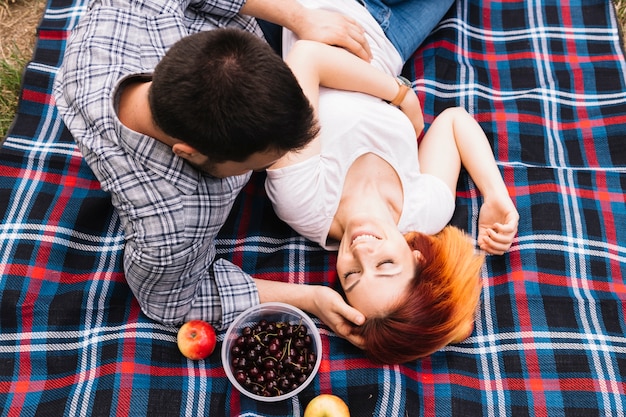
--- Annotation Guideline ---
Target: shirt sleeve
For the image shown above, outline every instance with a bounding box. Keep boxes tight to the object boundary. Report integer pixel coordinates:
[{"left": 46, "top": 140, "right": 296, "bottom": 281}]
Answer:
[
  {"left": 124, "top": 237, "right": 259, "bottom": 330},
  {"left": 112, "top": 150, "right": 259, "bottom": 329},
  {"left": 185, "top": 0, "right": 264, "bottom": 36},
  {"left": 187, "top": 0, "right": 245, "bottom": 17},
  {"left": 403, "top": 173, "right": 456, "bottom": 236}
]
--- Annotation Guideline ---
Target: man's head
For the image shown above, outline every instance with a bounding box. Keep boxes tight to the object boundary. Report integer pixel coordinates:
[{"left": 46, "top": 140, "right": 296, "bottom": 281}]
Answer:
[{"left": 149, "top": 28, "right": 318, "bottom": 173}]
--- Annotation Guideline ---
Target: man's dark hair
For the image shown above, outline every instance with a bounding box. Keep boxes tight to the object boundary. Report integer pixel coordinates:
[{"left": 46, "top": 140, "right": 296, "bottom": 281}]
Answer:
[{"left": 149, "top": 28, "right": 318, "bottom": 162}]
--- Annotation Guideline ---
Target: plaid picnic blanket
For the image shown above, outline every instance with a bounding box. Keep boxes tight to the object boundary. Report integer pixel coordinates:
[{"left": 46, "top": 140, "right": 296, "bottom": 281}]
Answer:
[{"left": 1, "top": 0, "right": 626, "bottom": 415}]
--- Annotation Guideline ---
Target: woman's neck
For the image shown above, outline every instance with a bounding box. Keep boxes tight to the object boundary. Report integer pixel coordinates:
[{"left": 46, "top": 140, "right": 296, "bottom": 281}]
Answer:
[{"left": 328, "top": 153, "right": 404, "bottom": 240}]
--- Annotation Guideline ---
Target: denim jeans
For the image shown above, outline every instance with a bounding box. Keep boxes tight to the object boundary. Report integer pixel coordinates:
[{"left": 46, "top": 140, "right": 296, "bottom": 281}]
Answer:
[{"left": 361, "top": 0, "right": 455, "bottom": 61}]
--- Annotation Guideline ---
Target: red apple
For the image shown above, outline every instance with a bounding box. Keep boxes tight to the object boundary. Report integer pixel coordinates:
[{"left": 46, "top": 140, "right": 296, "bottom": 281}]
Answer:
[
  {"left": 177, "top": 320, "right": 216, "bottom": 360},
  {"left": 304, "top": 394, "right": 350, "bottom": 417}
]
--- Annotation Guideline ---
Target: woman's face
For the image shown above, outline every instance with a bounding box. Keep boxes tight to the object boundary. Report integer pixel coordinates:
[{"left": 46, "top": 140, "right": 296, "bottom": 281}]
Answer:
[{"left": 336, "top": 215, "right": 421, "bottom": 318}]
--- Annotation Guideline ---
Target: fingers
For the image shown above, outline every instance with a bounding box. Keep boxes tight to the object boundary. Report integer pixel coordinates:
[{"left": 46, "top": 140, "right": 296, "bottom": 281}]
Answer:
[
  {"left": 345, "top": 333, "right": 366, "bottom": 349},
  {"left": 336, "top": 21, "right": 371, "bottom": 61},
  {"left": 295, "top": 10, "right": 373, "bottom": 61},
  {"left": 493, "top": 221, "right": 517, "bottom": 237},
  {"left": 334, "top": 301, "right": 365, "bottom": 326},
  {"left": 479, "top": 225, "right": 516, "bottom": 255},
  {"left": 350, "top": 28, "right": 372, "bottom": 62},
  {"left": 479, "top": 239, "right": 509, "bottom": 255},
  {"left": 342, "top": 39, "right": 371, "bottom": 62},
  {"left": 329, "top": 303, "right": 366, "bottom": 348},
  {"left": 335, "top": 322, "right": 366, "bottom": 349},
  {"left": 348, "top": 307, "right": 365, "bottom": 326},
  {"left": 327, "top": 15, "right": 371, "bottom": 61},
  {"left": 478, "top": 205, "right": 520, "bottom": 254}
]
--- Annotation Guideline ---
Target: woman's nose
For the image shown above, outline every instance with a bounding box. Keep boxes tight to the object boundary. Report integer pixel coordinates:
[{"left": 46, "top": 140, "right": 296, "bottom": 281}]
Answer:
[{"left": 353, "top": 242, "right": 376, "bottom": 257}]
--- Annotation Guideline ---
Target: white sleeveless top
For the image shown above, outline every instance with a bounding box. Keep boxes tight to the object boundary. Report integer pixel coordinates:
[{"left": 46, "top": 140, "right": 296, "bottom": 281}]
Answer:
[{"left": 264, "top": 0, "right": 455, "bottom": 250}]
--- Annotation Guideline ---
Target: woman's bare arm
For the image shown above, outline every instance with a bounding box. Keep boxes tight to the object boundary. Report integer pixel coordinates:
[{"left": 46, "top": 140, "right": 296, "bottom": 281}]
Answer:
[
  {"left": 418, "top": 107, "right": 519, "bottom": 254},
  {"left": 271, "top": 40, "right": 423, "bottom": 168}
]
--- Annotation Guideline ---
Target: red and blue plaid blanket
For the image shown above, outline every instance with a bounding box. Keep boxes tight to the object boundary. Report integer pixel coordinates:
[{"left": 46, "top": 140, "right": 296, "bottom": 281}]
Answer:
[{"left": 1, "top": 0, "right": 625, "bottom": 415}]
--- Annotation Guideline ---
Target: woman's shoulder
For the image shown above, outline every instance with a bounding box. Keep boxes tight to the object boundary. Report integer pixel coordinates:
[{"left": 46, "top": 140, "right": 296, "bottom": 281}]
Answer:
[
  {"left": 399, "top": 174, "right": 456, "bottom": 235},
  {"left": 264, "top": 155, "right": 336, "bottom": 248}
]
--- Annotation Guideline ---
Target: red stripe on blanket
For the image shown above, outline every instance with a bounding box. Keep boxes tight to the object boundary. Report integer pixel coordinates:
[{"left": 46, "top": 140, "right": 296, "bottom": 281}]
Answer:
[
  {"left": 38, "top": 30, "right": 68, "bottom": 40},
  {"left": 21, "top": 90, "right": 51, "bottom": 105}
]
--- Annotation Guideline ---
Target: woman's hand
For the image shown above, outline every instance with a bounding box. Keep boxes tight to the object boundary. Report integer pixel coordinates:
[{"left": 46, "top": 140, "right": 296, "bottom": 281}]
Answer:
[
  {"left": 418, "top": 106, "right": 518, "bottom": 255},
  {"left": 308, "top": 285, "right": 366, "bottom": 349},
  {"left": 477, "top": 196, "right": 519, "bottom": 255}
]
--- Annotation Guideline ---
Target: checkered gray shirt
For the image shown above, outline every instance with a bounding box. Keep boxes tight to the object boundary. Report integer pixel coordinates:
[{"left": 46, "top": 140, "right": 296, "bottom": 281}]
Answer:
[{"left": 53, "top": 0, "right": 265, "bottom": 329}]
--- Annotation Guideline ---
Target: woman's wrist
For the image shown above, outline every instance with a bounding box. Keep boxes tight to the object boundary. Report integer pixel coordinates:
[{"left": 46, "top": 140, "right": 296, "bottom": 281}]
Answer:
[
  {"left": 481, "top": 184, "right": 513, "bottom": 206},
  {"left": 386, "top": 76, "right": 412, "bottom": 107}
]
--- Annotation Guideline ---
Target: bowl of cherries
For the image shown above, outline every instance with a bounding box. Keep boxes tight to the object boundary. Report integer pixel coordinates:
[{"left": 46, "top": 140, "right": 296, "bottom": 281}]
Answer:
[{"left": 221, "top": 302, "right": 322, "bottom": 402}]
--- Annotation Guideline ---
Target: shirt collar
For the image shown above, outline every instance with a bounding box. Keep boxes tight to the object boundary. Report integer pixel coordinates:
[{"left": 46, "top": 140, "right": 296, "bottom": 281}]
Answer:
[
  {"left": 122, "top": 125, "right": 202, "bottom": 195},
  {"left": 113, "top": 73, "right": 201, "bottom": 195}
]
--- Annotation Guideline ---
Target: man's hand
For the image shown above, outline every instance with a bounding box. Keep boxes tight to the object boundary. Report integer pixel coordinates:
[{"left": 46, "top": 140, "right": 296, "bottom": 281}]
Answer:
[
  {"left": 241, "top": 0, "right": 372, "bottom": 61},
  {"left": 289, "top": 8, "right": 372, "bottom": 62},
  {"left": 254, "top": 278, "right": 366, "bottom": 348},
  {"left": 308, "top": 285, "right": 366, "bottom": 348}
]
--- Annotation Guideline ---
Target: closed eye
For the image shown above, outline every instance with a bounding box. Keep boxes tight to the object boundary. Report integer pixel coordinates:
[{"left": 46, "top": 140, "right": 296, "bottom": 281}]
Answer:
[
  {"left": 343, "top": 270, "right": 362, "bottom": 292},
  {"left": 343, "top": 270, "right": 359, "bottom": 279},
  {"left": 344, "top": 260, "right": 393, "bottom": 279}
]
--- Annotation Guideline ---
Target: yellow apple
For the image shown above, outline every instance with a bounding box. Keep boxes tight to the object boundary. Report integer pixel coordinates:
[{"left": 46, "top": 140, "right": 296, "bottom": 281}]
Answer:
[{"left": 303, "top": 394, "right": 350, "bottom": 417}]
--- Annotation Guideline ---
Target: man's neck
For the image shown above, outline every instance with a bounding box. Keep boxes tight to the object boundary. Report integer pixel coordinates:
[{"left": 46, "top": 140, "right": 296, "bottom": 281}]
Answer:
[{"left": 117, "top": 80, "right": 176, "bottom": 146}]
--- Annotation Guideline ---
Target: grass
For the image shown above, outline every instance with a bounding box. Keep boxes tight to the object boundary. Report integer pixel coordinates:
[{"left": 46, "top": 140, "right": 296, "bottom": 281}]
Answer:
[
  {"left": 616, "top": 0, "right": 626, "bottom": 30},
  {"left": 0, "top": 0, "right": 45, "bottom": 140},
  {"left": 0, "top": 1, "right": 626, "bottom": 140},
  {"left": 0, "top": 47, "right": 27, "bottom": 139}
]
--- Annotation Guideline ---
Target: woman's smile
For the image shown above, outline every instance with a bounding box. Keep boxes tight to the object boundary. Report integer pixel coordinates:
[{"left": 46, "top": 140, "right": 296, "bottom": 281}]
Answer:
[{"left": 351, "top": 233, "right": 381, "bottom": 245}]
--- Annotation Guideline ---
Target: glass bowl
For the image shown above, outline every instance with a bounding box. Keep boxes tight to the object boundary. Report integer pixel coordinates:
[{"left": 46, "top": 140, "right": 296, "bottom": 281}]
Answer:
[{"left": 221, "top": 302, "right": 322, "bottom": 402}]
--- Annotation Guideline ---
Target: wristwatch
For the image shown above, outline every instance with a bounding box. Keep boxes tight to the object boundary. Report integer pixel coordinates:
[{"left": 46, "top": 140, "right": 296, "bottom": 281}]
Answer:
[{"left": 388, "top": 75, "right": 412, "bottom": 107}]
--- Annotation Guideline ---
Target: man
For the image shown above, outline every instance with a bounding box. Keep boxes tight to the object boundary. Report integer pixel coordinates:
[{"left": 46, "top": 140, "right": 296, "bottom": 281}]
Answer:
[{"left": 53, "top": 0, "right": 367, "bottom": 340}]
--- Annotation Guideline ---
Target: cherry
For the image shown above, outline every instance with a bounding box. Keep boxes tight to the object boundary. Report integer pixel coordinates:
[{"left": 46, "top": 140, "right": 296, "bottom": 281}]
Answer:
[{"left": 229, "top": 318, "right": 317, "bottom": 397}]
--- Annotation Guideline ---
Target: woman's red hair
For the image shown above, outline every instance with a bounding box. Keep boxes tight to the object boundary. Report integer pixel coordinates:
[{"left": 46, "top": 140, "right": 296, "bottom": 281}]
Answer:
[{"left": 352, "top": 226, "right": 485, "bottom": 364}]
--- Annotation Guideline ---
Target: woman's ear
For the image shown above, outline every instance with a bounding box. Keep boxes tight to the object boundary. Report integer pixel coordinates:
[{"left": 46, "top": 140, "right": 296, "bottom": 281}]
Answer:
[
  {"left": 172, "top": 143, "right": 198, "bottom": 160},
  {"left": 412, "top": 249, "right": 424, "bottom": 263}
]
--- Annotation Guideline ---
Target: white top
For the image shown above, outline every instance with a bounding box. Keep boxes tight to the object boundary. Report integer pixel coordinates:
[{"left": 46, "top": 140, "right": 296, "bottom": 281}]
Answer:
[{"left": 265, "top": 0, "right": 455, "bottom": 250}]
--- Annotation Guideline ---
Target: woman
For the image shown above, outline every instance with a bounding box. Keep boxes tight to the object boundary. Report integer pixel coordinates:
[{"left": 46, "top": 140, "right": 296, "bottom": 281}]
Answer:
[{"left": 265, "top": 0, "right": 519, "bottom": 363}]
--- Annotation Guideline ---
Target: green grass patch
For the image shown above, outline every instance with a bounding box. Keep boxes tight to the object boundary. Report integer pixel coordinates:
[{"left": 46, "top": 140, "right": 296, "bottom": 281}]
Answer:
[{"left": 0, "top": 48, "right": 27, "bottom": 139}]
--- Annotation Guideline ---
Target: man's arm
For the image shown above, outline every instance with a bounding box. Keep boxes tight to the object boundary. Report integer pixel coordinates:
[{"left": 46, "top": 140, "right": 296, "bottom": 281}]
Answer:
[
  {"left": 254, "top": 278, "right": 366, "bottom": 348},
  {"left": 418, "top": 107, "right": 519, "bottom": 254},
  {"left": 241, "top": 0, "right": 372, "bottom": 61}
]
